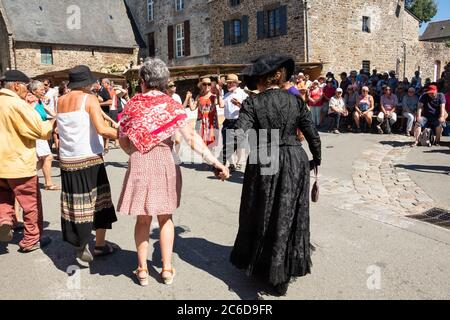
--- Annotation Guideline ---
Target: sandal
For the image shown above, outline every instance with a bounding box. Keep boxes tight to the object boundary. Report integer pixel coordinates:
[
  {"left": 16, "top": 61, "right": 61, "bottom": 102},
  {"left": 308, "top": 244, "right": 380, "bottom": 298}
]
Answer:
[
  {"left": 94, "top": 243, "right": 118, "bottom": 257},
  {"left": 134, "top": 268, "right": 149, "bottom": 287},
  {"left": 45, "top": 185, "right": 61, "bottom": 191},
  {"left": 161, "top": 268, "right": 176, "bottom": 285}
]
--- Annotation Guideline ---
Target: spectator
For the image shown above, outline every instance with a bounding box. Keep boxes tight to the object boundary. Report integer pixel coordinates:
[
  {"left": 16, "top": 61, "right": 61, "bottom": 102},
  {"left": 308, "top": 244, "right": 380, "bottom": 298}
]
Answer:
[
  {"left": 305, "top": 74, "right": 312, "bottom": 89},
  {"left": 296, "top": 73, "right": 307, "bottom": 91},
  {"left": 354, "top": 86, "right": 375, "bottom": 133},
  {"left": 326, "top": 72, "right": 338, "bottom": 88},
  {"left": 307, "top": 80, "right": 323, "bottom": 126},
  {"left": 412, "top": 85, "right": 447, "bottom": 147},
  {"left": 344, "top": 86, "right": 359, "bottom": 130},
  {"left": 317, "top": 75, "right": 326, "bottom": 89},
  {"left": 388, "top": 71, "right": 399, "bottom": 92},
  {"left": 167, "top": 80, "right": 182, "bottom": 104},
  {"left": 340, "top": 72, "right": 351, "bottom": 93},
  {"left": 58, "top": 81, "right": 70, "bottom": 97},
  {"left": 377, "top": 72, "right": 389, "bottom": 95},
  {"left": 328, "top": 88, "right": 348, "bottom": 134},
  {"left": 321, "top": 78, "right": 337, "bottom": 127},
  {"left": 0, "top": 70, "right": 54, "bottom": 252},
  {"left": 377, "top": 86, "right": 398, "bottom": 134},
  {"left": 284, "top": 76, "right": 301, "bottom": 97},
  {"left": 411, "top": 70, "right": 422, "bottom": 91},
  {"left": 402, "top": 87, "right": 419, "bottom": 136},
  {"left": 369, "top": 69, "right": 379, "bottom": 84},
  {"left": 402, "top": 78, "right": 410, "bottom": 89}
]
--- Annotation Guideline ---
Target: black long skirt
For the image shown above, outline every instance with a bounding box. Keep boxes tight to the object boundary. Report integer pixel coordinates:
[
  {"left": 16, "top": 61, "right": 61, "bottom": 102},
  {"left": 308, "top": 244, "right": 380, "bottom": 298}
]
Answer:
[
  {"left": 60, "top": 155, "right": 117, "bottom": 248},
  {"left": 230, "top": 146, "right": 312, "bottom": 293}
]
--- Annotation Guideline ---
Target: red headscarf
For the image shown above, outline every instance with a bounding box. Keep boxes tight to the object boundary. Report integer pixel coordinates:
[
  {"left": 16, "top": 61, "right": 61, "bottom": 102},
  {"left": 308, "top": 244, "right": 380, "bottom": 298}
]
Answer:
[{"left": 119, "top": 91, "right": 187, "bottom": 154}]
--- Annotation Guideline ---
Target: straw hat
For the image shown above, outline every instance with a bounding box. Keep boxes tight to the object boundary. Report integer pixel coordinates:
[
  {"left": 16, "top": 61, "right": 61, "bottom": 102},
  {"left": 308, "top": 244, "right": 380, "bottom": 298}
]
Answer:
[
  {"left": 197, "top": 77, "right": 212, "bottom": 89},
  {"left": 226, "top": 74, "right": 241, "bottom": 84}
]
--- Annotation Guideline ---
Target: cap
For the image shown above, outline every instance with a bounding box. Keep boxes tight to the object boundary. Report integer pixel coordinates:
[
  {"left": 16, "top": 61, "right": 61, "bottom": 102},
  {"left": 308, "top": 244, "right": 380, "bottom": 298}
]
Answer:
[
  {"left": 2, "top": 70, "right": 30, "bottom": 83},
  {"left": 426, "top": 85, "right": 438, "bottom": 94},
  {"left": 336, "top": 88, "right": 343, "bottom": 93}
]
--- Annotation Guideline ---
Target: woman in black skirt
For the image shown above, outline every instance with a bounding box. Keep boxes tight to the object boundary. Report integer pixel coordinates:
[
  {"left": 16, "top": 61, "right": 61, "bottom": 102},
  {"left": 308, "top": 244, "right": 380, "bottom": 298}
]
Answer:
[
  {"left": 230, "top": 55, "right": 322, "bottom": 296},
  {"left": 57, "top": 66, "right": 119, "bottom": 262}
]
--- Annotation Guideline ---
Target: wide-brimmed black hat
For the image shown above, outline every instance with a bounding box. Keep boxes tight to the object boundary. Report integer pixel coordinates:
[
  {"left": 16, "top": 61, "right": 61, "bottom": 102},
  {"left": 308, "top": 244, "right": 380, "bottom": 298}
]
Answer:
[
  {"left": 68, "top": 65, "right": 97, "bottom": 89},
  {"left": 2, "top": 70, "right": 30, "bottom": 83},
  {"left": 243, "top": 54, "right": 295, "bottom": 90}
]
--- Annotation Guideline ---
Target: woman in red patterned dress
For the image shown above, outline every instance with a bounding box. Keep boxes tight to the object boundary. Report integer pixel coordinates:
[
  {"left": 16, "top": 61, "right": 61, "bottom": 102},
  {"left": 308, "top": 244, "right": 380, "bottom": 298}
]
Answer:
[
  {"left": 186, "top": 77, "right": 223, "bottom": 148},
  {"left": 118, "top": 58, "right": 229, "bottom": 287}
]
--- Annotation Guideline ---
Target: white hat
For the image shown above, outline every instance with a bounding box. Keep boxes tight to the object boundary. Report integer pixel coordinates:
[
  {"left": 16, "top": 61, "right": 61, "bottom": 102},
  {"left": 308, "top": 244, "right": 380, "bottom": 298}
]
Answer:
[{"left": 336, "top": 88, "right": 343, "bottom": 93}]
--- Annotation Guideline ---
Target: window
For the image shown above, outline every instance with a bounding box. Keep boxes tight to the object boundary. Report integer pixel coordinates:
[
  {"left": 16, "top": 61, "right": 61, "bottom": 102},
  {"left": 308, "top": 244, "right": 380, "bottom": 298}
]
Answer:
[
  {"left": 224, "top": 16, "right": 248, "bottom": 46},
  {"left": 147, "top": 0, "right": 154, "bottom": 22},
  {"left": 267, "top": 8, "right": 281, "bottom": 37},
  {"left": 362, "top": 16, "right": 371, "bottom": 33},
  {"left": 175, "top": 23, "right": 185, "bottom": 58},
  {"left": 257, "top": 6, "right": 287, "bottom": 39},
  {"left": 230, "top": 0, "right": 240, "bottom": 6},
  {"left": 362, "top": 60, "right": 371, "bottom": 74},
  {"left": 230, "top": 20, "right": 242, "bottom": 44},
  {"left": 148, "top": 32, "right": 155, "bottom": 57},
  {"left": 175, "top": 0, "right": 184, "bottom": 11},
  {"left": 41, "top": 47, "right": 53, "bottom": 65}
]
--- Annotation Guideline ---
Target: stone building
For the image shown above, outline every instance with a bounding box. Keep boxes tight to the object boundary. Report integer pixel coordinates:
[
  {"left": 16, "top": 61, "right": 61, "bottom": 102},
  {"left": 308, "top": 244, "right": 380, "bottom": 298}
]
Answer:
[
  {"left": 0, "top": 0, "right": 140, "bottom": 78},
  {"left": 125, "top": 0, "right": 210, "bottom": 66},
  {"left": 209, "top": 0, "right": 449, "bottom": 81}
]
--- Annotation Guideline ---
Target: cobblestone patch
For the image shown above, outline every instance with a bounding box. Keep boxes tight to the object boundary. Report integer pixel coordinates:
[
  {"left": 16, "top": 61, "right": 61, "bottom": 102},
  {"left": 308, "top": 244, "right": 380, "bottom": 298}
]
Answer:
[{"left": 320, "top": 137, "right": 440, "bottom": 225}]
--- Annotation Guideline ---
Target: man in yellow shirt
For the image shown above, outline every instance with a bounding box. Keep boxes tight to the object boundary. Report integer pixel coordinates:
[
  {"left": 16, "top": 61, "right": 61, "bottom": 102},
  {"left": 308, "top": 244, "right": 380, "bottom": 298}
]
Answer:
[{"left": 0, "top": 70, "right": 54, "bottom": 252}]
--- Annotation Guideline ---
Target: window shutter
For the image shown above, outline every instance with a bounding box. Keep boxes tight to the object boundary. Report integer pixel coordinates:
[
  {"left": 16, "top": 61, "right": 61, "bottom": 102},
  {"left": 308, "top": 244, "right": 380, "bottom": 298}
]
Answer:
[
  {"left": 168, "top": 25, "right": 174, "bottom": 60},
  {"left": 280, "top": 5, "right": 288, "bottom": 36},
  {"left": 241, "top": 16, "right": 249, "bottom": 43},
  {"left": 184, "top": 20, "right": 191, "bottom": 56},
  {"left": 224, "top": 20, "right": 231, "bottom": 46},
  {"left": 257, "top": 11, "right": 265, "bottom": 39}
]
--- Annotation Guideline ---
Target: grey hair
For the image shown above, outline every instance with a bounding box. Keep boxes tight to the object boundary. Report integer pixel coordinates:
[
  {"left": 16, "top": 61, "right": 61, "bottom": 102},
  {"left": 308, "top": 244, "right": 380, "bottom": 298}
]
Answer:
[
  {"left": 3, "top": 81, "right": 15, "bottom": 90},
  {"left": 29, "top": 80, "right": 44, "bottom": 93},
  {"left": 139, "top": 57, "right": 170, "bottom": 91}
]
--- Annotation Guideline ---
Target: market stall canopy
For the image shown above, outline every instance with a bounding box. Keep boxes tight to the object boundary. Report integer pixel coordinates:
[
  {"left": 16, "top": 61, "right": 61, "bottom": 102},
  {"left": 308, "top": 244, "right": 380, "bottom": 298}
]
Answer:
[
  {"left": 123, "top": 62, "right": 324, "bottom": 81},
  {"left": 34, "top": 69, "right": 127, "bottom": 87}
]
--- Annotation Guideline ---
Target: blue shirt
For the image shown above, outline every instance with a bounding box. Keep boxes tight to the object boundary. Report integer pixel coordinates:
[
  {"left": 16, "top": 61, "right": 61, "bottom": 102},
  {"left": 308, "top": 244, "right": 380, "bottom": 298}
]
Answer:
[{"left": 34, "top": 101, "right": 47, "bottom": 121}]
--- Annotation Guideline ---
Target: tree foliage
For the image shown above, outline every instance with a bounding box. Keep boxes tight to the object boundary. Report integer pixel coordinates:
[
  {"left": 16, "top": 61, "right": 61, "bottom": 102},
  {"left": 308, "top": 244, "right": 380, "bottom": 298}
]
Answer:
[{"left": 405, "top": 0, "right": 438, "bottom": 25}]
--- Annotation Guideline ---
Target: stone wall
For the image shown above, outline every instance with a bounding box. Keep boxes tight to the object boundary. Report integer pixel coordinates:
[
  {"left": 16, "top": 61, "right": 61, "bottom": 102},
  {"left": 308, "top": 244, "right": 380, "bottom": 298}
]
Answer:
[
  {"left": 0, "top": 8, "right": 10, "bottom": 75},
  {"left": 309, "top": 0, "right": 418, "bottom": 77},
  {"left": 209, "top": 0, "right": 306, "bottom": 64},
  {"left": 125, "top": 0, "right": 210, "bottom": 66},
  {"left": 11, "top": 42, "right": 138, "bottom": 78}
]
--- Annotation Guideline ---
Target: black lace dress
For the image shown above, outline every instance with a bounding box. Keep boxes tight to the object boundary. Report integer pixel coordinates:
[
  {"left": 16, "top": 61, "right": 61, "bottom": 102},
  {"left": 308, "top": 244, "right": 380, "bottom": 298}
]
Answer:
[{"left": 230, "top": 89, "right": 321, "bottom": 295}]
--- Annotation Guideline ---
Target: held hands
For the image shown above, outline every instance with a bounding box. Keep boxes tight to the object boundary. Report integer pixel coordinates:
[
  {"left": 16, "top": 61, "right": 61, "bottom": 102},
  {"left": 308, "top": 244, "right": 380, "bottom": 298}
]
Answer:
[
  {"left": 214, "top": 163, "right": 230, "bottom": 181},
  {"left": 231, "top": 98, "right": 241, "bottom": 107}
]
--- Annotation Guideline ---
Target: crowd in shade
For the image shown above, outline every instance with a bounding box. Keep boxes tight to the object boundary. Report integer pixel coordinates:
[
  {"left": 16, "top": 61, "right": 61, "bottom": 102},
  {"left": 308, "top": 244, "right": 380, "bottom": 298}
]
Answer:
[{"left": 0, "top": 55, "right": 448, "bottom": 298}]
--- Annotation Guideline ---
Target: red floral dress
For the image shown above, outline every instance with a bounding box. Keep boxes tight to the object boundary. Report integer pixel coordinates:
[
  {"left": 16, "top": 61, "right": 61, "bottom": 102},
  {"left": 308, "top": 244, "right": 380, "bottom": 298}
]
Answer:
[{"left": 196, "top": 95, "right": 219, "bottom": 146}]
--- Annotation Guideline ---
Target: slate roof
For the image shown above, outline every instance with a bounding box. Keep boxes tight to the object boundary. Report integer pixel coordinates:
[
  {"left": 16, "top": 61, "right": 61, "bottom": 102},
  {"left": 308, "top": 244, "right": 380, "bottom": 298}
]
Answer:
[
  {"left": 0, "top": 0, "right": 138, "bottom": 48},
  {"left": 420, "top": 20, "right": 450, "bottom": 41}
]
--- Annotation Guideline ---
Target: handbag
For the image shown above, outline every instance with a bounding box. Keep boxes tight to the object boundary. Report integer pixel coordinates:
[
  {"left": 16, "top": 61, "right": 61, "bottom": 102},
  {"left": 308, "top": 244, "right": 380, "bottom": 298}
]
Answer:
[{"left": 311, "top": 165, "right": 319, "bottom": 203}]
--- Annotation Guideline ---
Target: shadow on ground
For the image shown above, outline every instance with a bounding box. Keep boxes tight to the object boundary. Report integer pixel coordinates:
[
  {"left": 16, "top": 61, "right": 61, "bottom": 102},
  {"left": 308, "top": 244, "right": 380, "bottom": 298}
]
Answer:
[
  {"left": 151, "top": 226, "right": 270, "bottom": 300},
  {"left": 379, "top": 140, "right": 412, "bottom": 148},
  {"left": 395, "top": 164, "right": 450, "bottom": 175}
]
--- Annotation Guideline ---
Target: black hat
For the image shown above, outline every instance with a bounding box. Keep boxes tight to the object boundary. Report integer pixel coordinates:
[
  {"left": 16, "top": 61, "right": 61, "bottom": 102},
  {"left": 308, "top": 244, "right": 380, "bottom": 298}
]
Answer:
[
  {"left": 243, "top": 54, "right": 295, "bottom": 90},
  {"left": 68, "top": 65, "right": 97, "bottom": 89},
  {"left": 2, "top": 70, "right": 30, "bottom": 83}
]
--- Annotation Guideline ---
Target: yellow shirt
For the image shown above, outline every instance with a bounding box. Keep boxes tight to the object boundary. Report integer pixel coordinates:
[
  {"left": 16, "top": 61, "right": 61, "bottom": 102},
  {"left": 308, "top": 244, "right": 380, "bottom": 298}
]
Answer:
[{"left": 0, "top": 88, "right": 53, "bottom": 179}]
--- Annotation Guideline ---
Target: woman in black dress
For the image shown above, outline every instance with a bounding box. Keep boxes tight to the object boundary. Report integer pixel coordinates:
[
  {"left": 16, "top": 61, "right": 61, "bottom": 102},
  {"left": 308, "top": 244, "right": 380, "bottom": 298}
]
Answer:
[{"left": 230, "top": 55, "right": 322, "bottom": 296}]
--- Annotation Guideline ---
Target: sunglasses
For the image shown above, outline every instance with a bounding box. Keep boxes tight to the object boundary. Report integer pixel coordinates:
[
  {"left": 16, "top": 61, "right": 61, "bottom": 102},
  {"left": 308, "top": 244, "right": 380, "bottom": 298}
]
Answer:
[
  {"left": 43, "top": 83, "right": 50, "bottom": 87},
  {"left": 168, "top": 85, "right": 175, "bottom": 88},
  {"left": 202, "top": 83, "right": 211, "bottom": 87}
]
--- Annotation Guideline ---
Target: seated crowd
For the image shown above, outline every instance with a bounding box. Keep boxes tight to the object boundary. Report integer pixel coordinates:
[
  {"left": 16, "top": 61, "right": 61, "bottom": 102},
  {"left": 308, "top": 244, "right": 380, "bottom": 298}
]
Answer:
[{"left": 284, "top": 69, "right": 449, "bottom": 146}]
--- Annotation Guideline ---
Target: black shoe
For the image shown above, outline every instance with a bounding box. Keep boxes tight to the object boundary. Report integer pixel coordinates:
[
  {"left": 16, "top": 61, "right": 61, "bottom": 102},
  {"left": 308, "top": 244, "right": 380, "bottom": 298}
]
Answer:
[
  {"left": 229, "top": 164, "right": 236, "bottom": 172},
  {"left": 19, "top": 236, "right": 52, "bottom": 253}
]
